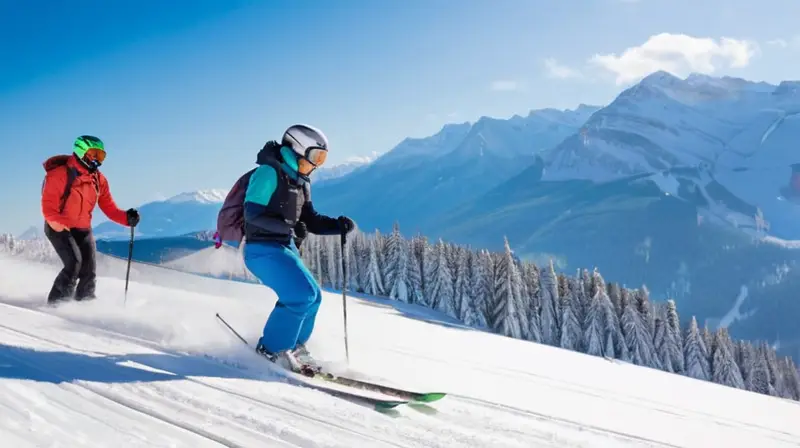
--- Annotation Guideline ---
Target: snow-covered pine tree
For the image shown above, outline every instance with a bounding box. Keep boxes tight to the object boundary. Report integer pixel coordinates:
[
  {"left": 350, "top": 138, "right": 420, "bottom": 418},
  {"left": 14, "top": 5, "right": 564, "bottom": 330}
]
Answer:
[
  {"left": 597, "top": 271, "right": 624, "bottom": 358},
  {"left": 538, "top": 259, "right": 560, "bottom": 346},
  {"left": 633, "top": 287, "right": 656, "bottom": 339},
  {"left": 760, "top": 342, "right": 783, "bottom": 394},
  {"left": 683, "top": 316, "right": 710, "bottom": 381},
  {"left": 736, "top": 340, "right": 753, "bottom": 386},
  {"left": 557, "top": 273, "right": 569, "bottom": 298},
  {"left": 711, "top": 328, "right": 745, "bottom": 390},
  {"left": 527, "top": 290, "right": 543, "bottom": 343},
  {"left": 744, "top": 342, "right": 771, "bottom": 395},
  {"left": 373, "top": 229, "right": 387, "bottom": 288},
  {"left": 362, "top": 237, "right": 385, "bottom": 296},
  {"left": 780, "top": 357, "right": 800, "bottom": 400},
  {"left": 359, "top": 232, "right": 374, "bottom": 292},
  {"left": 427, "top": 239, "right": 456, "bottom": 317},
  {"left": 422, "top": 241, "right": 438, "bottom": 306},
  {"left": 324, "top": 237, "right": 340, "bottom": 289},
  {"left": 582, "top": 289, "right": 606, "bottom": 357},
  {"left": 620, "top": 291, "right": 661, "bottom": 368},
  {"left": 344, "top": 232, "right": 361, "bottom": 293},
  {"left": 453, "top": 247, "right": 473, "bottom": 321},
  {"left": 491, "top": 238, "right": 525, "bottom": 339},
  {"left": 383, "top": 222, "right": 404, "bottom": 293},
  {"left": 469, "top": 249, "right": 492, "bottom": 329},
  {"left": 665, "top": 300, "right": 685, "bottom": 373},
  {"left": 405, "top": 239, "right": 425, "bottom": 305},
  {"left": 445, "top": 242, "right": 460, "bottom": 291},
  {"left": 558, "top": 279, "right": 583, "bottom": 352},
  {"left": 410, "top": 234, "right": 429, "bottom": 305},
  {"left": 456, "top": 249, "right": 483, "bottom": 328},
  {"left": 387, "top": 230, "right": 411, "bottom": 303},
  {"left": 578, "top": 269, "right": 593, "bottom": 312},
  {"left": 757, "top": 342, "right": 784, "bottom": 397},
  {"left": 618, "top": 287, "right": 631, "bottom": 321},
  {"left": 524, "top": 262, "right": 541, "bottom": 302},
  {"left": 701, "top": 325, "right": 714, "bottom": 365},
  {"left": 607, "top": 282, "right": 622, "bottom": 321},
  {"left": 653, "top": 317, "right": 678, "bottom": 373}
]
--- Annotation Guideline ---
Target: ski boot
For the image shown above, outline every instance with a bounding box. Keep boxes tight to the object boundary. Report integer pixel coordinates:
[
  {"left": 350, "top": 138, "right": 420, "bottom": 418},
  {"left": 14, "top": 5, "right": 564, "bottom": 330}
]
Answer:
[
  {"left": 256, "top": 342, "right": 317, "bottom": 377},
  {"left": 292, "top": 343, "right": 322, "bottom": 374}
]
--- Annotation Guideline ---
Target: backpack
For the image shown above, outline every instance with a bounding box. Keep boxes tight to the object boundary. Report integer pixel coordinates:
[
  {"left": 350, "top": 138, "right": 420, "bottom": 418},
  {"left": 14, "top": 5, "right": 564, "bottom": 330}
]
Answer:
[
  {"left": 42, "top": 156, "right": 81, "bottom": 214},
  {"left": 216, "top": 168, "right": 256, "bottom": 245}
]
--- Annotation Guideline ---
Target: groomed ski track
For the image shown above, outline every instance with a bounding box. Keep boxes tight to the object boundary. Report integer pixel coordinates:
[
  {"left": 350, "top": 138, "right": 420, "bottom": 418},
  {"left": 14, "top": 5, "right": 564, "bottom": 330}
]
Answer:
[{"left": 1, "top": 255, "right": 799, "bottom": 447}]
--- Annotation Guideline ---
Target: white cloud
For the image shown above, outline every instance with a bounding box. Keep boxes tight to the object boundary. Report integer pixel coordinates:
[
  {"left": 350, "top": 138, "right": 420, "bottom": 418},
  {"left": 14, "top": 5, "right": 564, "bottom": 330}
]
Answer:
[
  {"left": 490, "top": 80, "right": 523, "bottom": 91},
  {"left": 768, "top": 38, "right": 789, "bottom": 48},
  {"left": 543, "top": 58, "right": 581, "bottom": 79},
  {"left": 590, "top": 33, "right": 759, "bottom": 85},
  {"left": 769, "top": 36, "right": 800, "bottom": 49}
]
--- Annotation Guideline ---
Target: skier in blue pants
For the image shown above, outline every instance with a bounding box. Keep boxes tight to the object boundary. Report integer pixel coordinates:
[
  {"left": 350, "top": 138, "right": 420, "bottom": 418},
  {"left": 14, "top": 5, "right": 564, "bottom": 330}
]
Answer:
[{"left": 238, "top": 124, "right": 355, "bottom": 372}]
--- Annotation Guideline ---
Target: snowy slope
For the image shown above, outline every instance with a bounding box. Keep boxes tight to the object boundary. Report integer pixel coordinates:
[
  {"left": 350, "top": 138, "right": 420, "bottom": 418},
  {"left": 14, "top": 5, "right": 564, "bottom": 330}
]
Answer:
[{"left": 1, "top": 255, "right": 800, "bottom": 447}]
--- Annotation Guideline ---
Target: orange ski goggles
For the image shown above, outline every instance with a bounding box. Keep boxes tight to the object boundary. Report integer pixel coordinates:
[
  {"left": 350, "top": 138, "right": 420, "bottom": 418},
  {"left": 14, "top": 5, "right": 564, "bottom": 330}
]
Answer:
[
  {"left": 85, "top": 147, "right": 106, "bottom": 163},
  {"left": 297, "top": 147, "right": 327, "bottom": 175}
]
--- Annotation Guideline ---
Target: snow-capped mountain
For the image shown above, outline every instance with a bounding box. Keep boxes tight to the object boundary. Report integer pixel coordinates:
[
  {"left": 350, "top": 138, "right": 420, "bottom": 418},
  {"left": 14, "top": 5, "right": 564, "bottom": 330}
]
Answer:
[
  {"left": 540, "top": 71, "right": 800, "bottom": 239},
  {"left": 93, "top": 190, "right": 228, "bottom": 240},
  {"left": 312, "top": 153, "right": 378, "bottom": 184},
  {"left": 163, "top": 189, "right": 228, "bottom": 204},
  {"left": 16, "top": 225, "right": 43, "bottom": 241},
  {"left": 311, "top": 104, "right": 601, "bottom": 232}
]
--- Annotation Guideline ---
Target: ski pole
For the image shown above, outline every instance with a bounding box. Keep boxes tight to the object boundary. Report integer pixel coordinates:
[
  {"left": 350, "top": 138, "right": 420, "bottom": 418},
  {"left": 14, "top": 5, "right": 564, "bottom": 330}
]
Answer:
[
  {"left": 124, "top": 226, "right": 134, "bottom": 304},
  {"left": 340, "top": 231, "right": 350, "bottom": 364}
]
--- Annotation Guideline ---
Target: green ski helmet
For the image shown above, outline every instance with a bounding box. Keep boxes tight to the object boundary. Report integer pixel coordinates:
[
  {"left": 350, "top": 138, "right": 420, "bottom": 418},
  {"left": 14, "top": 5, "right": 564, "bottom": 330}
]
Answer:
[{"left": 73, "top": 135, "right": 106, "bottom": 168}]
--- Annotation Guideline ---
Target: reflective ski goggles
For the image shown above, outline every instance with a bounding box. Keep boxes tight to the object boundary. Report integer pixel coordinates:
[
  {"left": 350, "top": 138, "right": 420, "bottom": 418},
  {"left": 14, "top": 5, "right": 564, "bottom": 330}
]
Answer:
[
  {"left": 304, "top": 147, "right": 327, "bottom": 166},
  {"left": 85, "top": 147, "right": 106, "bottom": 163},
  {"left": 297, "top": 147, "right": 327, "bottom": 176}
]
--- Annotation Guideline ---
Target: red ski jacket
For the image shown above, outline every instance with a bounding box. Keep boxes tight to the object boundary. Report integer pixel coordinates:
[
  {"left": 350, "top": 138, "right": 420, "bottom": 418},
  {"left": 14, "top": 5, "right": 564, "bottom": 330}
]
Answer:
[{"left": 41, "top": 155, "right": 129, "bottom": 230}]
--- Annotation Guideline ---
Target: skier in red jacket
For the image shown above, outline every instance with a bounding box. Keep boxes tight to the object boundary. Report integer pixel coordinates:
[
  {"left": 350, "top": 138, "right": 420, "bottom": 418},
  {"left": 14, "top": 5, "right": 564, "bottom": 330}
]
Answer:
[{"left": 41, "top": 135, "right": 140, "bottom": 304}]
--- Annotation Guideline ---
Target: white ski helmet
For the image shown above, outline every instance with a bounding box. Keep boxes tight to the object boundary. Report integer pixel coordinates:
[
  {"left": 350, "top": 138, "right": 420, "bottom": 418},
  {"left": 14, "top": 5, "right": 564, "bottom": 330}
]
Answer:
[
  {"left": 281, "top": 124, "right": 329, "bottom": 176},
  {"left": 282, "top": 124, "right": 328, "bottom": 157}
]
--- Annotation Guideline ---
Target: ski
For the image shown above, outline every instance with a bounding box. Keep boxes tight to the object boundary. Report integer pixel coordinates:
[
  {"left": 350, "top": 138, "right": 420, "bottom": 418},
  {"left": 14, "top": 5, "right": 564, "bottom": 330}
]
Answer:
[
  {"left": 214, "top": 313, "right": 409, "bottom": 412},
  {"left": 283, "top": 376, "right": 409, "bottom": 412},
  {"left": 310, "top": 370, "right": 447, "bottom": 403},
  {"left": 214, "top": 313, "right": 447, "bottom": 403}
]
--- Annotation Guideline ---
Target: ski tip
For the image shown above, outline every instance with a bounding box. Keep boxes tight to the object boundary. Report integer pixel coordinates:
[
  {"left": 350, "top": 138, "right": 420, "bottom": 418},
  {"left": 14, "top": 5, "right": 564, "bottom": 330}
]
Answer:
[
  {"left": 374, "top": 400, "right": 408, "bottom": 411},
  {"left": 415, "top": 393, "right": 447, "bottom": 403}
]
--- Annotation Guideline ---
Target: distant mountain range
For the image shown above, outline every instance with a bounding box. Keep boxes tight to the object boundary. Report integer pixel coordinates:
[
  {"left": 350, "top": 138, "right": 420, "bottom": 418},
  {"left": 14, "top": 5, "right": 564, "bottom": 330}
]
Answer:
[
  {"left": 80, "top": 70, "right": 800, "bottom": 358},
  {"left": 16, "top": 226, "right": 43, "bottom": 241}
]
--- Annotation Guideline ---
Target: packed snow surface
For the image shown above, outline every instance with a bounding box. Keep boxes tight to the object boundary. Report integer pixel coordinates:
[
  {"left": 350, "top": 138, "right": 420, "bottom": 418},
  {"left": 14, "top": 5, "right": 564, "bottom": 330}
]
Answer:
[{"left": 1, "top": 254, "right": 799, "bottom": 447}]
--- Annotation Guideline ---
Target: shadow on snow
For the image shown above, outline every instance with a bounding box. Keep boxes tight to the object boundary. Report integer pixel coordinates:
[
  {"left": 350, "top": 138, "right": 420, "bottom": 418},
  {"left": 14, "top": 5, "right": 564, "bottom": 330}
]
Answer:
[{"left": 0, "top": 343, "right": 262, "bottom": 385}]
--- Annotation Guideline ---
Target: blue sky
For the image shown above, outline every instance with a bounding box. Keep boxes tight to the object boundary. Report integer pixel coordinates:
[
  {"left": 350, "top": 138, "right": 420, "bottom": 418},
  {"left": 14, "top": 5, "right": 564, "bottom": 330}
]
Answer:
[{"left": 2, "top": 0, "right": 799, "bottom": 234}]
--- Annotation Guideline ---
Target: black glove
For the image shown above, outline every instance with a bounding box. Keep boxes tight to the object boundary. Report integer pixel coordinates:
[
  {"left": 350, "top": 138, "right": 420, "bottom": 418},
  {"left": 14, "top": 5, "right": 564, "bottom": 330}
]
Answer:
[
  {"left": 293, "top": 221, "right": 308, "bottom": 248},
  {"left": 126, "top": 208, "right": 140, "bottom": 227},
  {"left": 337, "top": 216, "right": 355, "bottom": 235}
]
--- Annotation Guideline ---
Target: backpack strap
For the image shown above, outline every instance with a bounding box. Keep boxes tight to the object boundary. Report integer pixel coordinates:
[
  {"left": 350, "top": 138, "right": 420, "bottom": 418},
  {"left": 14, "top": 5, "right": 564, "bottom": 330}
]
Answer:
[{"left": 59, "top": 167, "right": 79, "bottom": 214}]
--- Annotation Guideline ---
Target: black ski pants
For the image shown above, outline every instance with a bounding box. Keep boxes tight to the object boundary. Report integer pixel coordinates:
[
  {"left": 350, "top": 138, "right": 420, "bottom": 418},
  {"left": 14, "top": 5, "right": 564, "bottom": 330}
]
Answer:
[{"left": 44, "top": 223, "right": 97, "bottom": 303}]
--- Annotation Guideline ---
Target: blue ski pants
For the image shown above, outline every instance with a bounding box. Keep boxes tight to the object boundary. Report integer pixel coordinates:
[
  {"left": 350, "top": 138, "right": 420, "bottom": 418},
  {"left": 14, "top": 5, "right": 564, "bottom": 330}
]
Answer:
[{"left": 243, "top": 241, "right": 322, "bottom": 354}]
